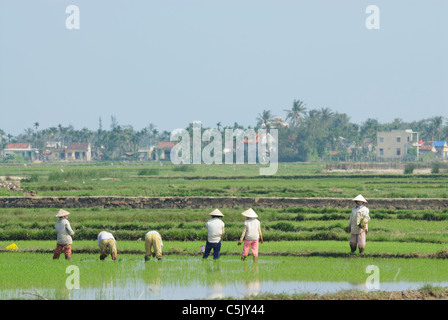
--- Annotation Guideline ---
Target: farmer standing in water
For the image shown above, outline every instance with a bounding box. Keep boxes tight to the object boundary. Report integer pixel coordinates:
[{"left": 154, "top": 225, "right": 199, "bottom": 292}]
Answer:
[
  {"left": 53, "top": 209, "right": 75, "bottom": 260},
  {"left": 348, "top": 194, "right": 371, "bottom": 254}
]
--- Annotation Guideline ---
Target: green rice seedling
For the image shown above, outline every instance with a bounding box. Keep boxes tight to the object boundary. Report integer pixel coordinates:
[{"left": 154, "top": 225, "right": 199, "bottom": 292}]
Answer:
[
  {"left": 138, "top": 168, "right": 159, "bottom": 176},
  {"left": 2, "top": 251, "right": 448, "bottom": 300}
]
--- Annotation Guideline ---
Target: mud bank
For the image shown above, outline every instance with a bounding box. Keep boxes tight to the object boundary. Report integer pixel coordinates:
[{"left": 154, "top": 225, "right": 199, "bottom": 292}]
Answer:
[
  {"left": 244, "top": 287, "right": 448, "bottom": 300},
  {"left": 1, "top": 196, "right": 448, "bottom": 210}
]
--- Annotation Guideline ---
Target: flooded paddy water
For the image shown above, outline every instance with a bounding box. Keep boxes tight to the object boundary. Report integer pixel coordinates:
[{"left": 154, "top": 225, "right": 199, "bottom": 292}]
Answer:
[{"left": 1, "top": 253, "right": 448, "bottom": 300}]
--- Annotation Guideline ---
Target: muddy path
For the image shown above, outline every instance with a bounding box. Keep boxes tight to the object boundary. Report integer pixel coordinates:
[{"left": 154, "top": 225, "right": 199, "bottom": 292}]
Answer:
[{"left": 248, "top": 287, "right": 448, "bottom": 300}]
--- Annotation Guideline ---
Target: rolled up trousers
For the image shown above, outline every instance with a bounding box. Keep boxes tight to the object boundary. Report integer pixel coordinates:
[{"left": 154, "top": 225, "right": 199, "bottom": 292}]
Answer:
[
  {"left": 242, "top": 240, "right": 259, "bottom": 258},
  {"left": 203, "top": 241, "right": 222, "bottom": 259}
]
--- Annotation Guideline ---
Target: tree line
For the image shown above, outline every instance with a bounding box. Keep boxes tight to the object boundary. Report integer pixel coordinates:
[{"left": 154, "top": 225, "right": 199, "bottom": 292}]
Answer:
[{"left": 0, "top": 101, "right": 446, "bottom": 162}]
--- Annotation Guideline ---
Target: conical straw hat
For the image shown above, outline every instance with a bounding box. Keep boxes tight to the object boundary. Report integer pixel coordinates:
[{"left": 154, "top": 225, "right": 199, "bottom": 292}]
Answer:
[
  {"left": 55, "top": 209, "right": 71, "bottom": 217},
  {"left": 241, "top": 208, "right": 258, "bottom": 218},
  {"left": 209, "top": 209, "right": 224, "bottom": 217},
  {"left": 352, "top": 194, "right": 368, "bottom": 203}
]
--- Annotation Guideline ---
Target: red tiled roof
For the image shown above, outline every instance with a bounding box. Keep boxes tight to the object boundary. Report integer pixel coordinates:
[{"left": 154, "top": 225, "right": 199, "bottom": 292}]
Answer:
[
  {"left": 5, "top": 143, "right": 31, "bottom": 149},
  {"left": 419, "top": 145, "right": 435, "bottom": 151},
  {"left": 67, "top": 142, "right": 90, "bottom": 151},
  {"left": 243, "top": 133, "right": 268, "bottom": 143},
  {"left": 157, "top": 141, "right": 176, "bottom": 148}
]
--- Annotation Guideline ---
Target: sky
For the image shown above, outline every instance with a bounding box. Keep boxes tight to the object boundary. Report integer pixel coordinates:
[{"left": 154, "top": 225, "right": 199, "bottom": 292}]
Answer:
[{"left": 0, "top": 0, "right": 447, "bottom": 136}]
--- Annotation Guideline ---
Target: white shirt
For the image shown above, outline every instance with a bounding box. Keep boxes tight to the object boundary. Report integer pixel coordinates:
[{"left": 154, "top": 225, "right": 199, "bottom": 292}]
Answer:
[
  {"left": 146, "top": 230, "right": 163, "bottom": 248},
  {"left": 244, "top": 218, "right": 261, "bottom": 241},
  {"left": 206, "top": 217, "right": 225, "bottom": 243},
  {"left": 97, "top": 231, "right": 115, "bottom": 246}
]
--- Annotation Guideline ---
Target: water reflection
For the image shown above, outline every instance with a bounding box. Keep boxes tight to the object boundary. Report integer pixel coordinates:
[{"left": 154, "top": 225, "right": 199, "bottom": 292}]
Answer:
[
  {"left": 4, "top": 280, "right": 448, "bottom": 300},
  {"left": 2, "top": 257, "right": 448, "bottom": 300},
  {"left": 204, "top": 259, "right": 225, "bottom": 299},
  {"left": 241, "top": 260, "right": 261, "bottom": 297},
  {"left": 207, "top": 283, "right": 225, "bottom": 299}
]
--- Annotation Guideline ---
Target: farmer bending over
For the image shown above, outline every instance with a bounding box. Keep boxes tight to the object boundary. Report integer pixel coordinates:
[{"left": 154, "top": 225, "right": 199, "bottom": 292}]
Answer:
[
  {"left": 98, "top": 231, "right": 118, "bottom": 260},
  {"left": 145, "top": 230, "right": 163, "bottom": 261}
]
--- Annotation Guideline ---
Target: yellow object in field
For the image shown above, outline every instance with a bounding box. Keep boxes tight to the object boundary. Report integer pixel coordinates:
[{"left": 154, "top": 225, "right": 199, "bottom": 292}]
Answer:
[{"left": 6, "top": 243, "right": 18, "bottom": 251}]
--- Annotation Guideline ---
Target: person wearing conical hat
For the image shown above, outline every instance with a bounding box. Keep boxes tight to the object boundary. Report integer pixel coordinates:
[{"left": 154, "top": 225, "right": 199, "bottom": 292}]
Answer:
[
  {"left": 348, "top": 195, "right": 371, "bottom": 254},
  {"left": 238, "top": 208, "right": 263, "bottom": 261},
  {"left": 203, "top": 209, "right": 225, "bottom": 259},
  {"left": 98, "top": 231, "right": 118, "bottom": 261},
  {"left": 53, "top": 209, "right": 75, "bottom": 260}
]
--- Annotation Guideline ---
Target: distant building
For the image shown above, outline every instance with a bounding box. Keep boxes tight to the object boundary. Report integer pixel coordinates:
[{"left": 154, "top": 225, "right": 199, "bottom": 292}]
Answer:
[
  {"left": 41, "top": 142, "right": 91, "bottom": 162},
  {"left": 266, "top": 117, "right": 289, "bottom": 129},
  {"left": 154, "top": 141, "right": 176, "bottom": 160},
  {"left": 376, "top": 129, "right": 419, "bottom": 160},
  {"left": 66, "top": 142, "right": 91, "bottom": 161},
  {"left": 42, "top": 148, "right": 66, "bottom": 161},
  {"left": 423, "top": 141, "right": 448, "bottom": 160},
  {"left": 418, "top": 143, "right": 437, "bottom": 157},
  {"left": 3, "top": 143, "right": 38, "bottom": 161},
  {"left": 137, "top": 147, "right": 155, "bottom": 161}
]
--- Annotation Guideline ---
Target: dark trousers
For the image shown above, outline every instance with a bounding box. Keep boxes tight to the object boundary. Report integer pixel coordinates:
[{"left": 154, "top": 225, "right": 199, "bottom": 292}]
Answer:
[{"left": 203, "top": 241, "right": 222, "bottom": 259}]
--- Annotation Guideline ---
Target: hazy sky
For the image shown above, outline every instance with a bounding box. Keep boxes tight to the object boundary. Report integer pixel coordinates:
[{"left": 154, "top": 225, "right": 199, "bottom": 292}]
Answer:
[{"left": 0, "top": 0, "right": 447, "bottom": 136}]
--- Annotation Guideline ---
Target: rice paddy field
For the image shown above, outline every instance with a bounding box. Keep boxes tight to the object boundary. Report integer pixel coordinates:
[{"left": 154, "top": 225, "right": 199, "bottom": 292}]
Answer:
[
  {"left": 1, "top": 162, "right": 448, "bottom": 300},
  {"left": 0, "top": 162, "right": 447, "bottom": 198}
]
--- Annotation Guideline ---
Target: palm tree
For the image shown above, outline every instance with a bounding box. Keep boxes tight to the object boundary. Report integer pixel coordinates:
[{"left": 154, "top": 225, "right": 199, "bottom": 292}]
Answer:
[
  {"left": 390, "top": 118, "right": 403, "bottom": 130},
  {"left": 430, "top": 116, "right": 443, "bottom": 141},
  {"left": 161, "top": 131, "right": 170, "bottom": 141},
  {"left": 284, "top": 100, "right": 307, "bottom": 127},
  {"left": 152, "top": 129, "right": 159, "bottom": 145},
  {"left": 23, "top": 128, "right": 34, "bottom": 142},
  {"left": 256, "top": 110, "right": 274, "bottom": 128},
  {"left": 304, "top": 109, "right": 321, "bottom": 131},
  {"left": 443, "top": 119, "right": 448, "bottom": 142},
  {"left": 319, "top": 107, "right": 334, "bottom": 124},
  {"left": 57, "top": 124, "right": 68, "bottom": 147},
  {"left": 216, "top": 122, "right": 222, "bottom": 131},
  {"left": 33, "top": 122, "right": 40, "bottom": 149},
  {"left": 360, "top": 118, "right": 380, "bottom": 143},
  {"left": 0, "top": 129, "right": 5, "bottom": 149}
]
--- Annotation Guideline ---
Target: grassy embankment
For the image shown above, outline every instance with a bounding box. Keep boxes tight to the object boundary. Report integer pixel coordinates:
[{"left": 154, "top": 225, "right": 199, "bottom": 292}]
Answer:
[{"left": 1, "top": 162, "right": 448, "bottom": 299}]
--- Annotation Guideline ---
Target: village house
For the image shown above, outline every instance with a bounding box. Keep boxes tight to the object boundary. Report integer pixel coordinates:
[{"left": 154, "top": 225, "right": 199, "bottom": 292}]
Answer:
[
  {"left": 42, "top": 142, "right": 92, "bottom": 162},
  {"left": 3, "top": 143, "right": 38, "bottom": 161},
  {"left": 42, "top": 148, "right": 67, "bottom": 161},
  {"left": 376, "top": 129, "right": 419, "bottom": 160},
  {"left": 154, "top": 141, "right": 176, "bottom": 160},
  {"left": 137, "top": 147, "right": 155, "bottom": 161},
  {"left": 266, "top": 117, "right": 289, "bottom": 129},
  {"left": 66, "top": 142, "right": 92, "bottom": 161},
  {"left": 418, "top": 143, "right": 437, "bottom": 158},
  {"left": 422, "top": 141, "right": 448, "bottom": 160}
]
